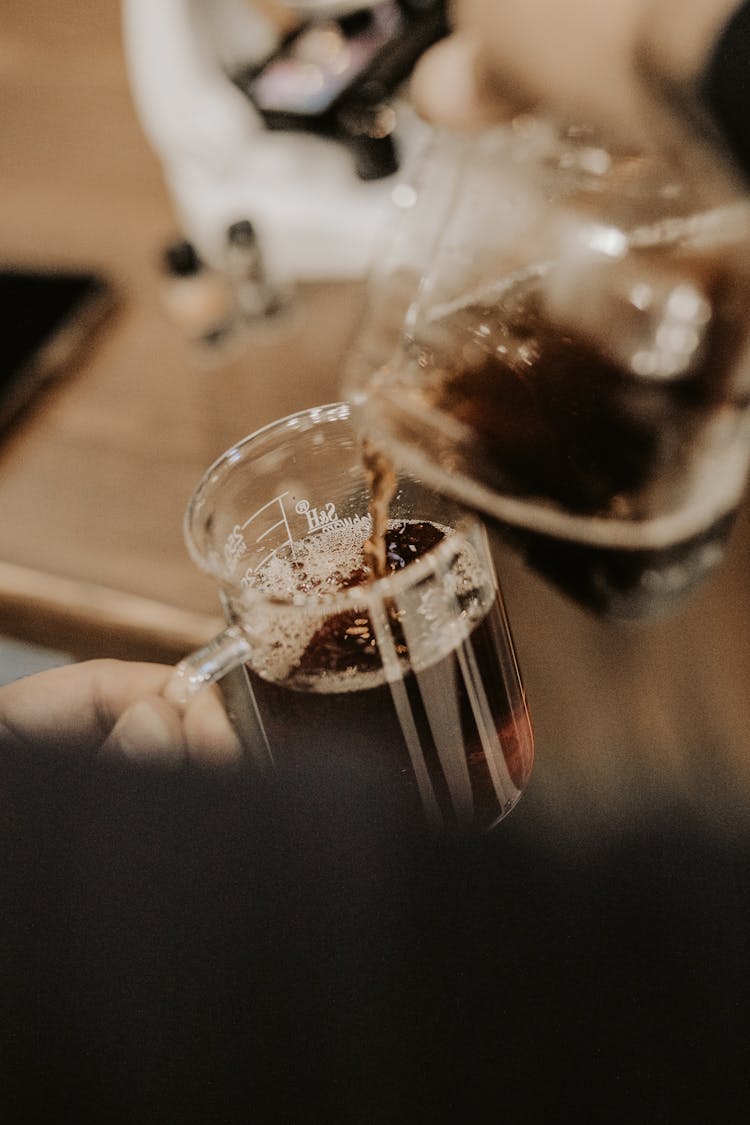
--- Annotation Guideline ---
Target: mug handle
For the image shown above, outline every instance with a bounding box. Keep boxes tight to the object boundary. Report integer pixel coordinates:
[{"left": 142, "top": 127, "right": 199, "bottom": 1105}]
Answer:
[{"left": 165, "top": 624, "right": 253, "bottom": 710}]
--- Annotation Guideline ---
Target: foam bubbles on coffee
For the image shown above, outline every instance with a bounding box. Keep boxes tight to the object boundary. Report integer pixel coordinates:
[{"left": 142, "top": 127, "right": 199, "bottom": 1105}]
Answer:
[{"left": 242, "top": 519, "right": 491, "bottom": 689}]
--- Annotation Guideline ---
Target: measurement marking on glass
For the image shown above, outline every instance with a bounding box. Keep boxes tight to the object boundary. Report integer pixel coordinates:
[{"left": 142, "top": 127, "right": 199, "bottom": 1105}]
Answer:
[
  {"left": 239, "top": 492, "right": 297, "bottom": 572},
  {"left": 256, "top": 518, "right": 288, "bottom": 543}
]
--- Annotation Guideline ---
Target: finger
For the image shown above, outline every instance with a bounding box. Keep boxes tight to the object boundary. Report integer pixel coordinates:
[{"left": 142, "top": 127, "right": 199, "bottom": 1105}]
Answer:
[
  {"left": 0, "top": 660, "right": 173, "bottom": 754},
  {"left": 410, "top": 33, "right": 519, "bottom": 128},
  {"left": 96, "top": 676, "right": 242, "bottom": 766},
  {"left": 0, "top": 659, "right": 241, "bottom": 765},
  {"left": 101, "top": 694, "right": 188, "bottom": 766},
  {"left": 180, "top": 684, "right": 243, "bottom": 766}
]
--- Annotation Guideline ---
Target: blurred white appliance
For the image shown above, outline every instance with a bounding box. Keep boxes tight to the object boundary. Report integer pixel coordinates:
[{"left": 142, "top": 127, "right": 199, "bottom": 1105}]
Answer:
[{"left": 121, "top": 0, "right": 443, "bottom": 284}]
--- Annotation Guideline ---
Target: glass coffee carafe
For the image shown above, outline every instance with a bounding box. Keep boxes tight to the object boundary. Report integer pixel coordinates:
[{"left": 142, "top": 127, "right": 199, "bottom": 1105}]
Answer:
[{"left": 345, "top": 120, "right": 750, "bottom": 618}]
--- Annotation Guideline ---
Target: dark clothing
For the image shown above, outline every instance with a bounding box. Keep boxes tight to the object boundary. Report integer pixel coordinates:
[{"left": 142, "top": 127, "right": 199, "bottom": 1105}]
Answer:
[
  {"left": 2, "top": 745, "right": 750, "bottom": 1124},
  {"left": 704, "top": 1, "right": 750, "bottom": 180}
]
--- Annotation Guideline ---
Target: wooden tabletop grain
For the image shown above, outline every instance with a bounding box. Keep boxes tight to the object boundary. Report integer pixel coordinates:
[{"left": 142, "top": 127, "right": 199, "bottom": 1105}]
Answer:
[{"left": 0, "top": 0, "right": 366, "bottom": 661}]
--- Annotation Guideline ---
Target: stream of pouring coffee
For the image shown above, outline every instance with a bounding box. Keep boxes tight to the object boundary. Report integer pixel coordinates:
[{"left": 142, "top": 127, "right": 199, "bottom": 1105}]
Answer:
[{"left": 362, "top": 439, "right": 399, "bottom": 578}]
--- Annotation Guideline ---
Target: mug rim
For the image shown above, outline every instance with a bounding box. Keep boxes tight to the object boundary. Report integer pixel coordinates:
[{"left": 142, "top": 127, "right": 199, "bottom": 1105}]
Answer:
[{"left": 183, "top": 401, "right": 484, "bottom": 611}]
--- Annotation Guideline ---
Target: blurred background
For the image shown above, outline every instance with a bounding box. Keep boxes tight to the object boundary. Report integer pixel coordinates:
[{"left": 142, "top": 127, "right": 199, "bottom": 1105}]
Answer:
[{"left": 2, "top": 0, "right": 750, "bottom": 841}]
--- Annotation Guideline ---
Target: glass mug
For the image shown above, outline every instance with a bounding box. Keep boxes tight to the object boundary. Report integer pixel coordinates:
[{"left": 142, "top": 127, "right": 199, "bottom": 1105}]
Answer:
[
  {"left": 344, "top": 123, "right": 750, "bottom": 618},
  {"left": 167, "top": 402, "right": 533, "bottom": 833}
]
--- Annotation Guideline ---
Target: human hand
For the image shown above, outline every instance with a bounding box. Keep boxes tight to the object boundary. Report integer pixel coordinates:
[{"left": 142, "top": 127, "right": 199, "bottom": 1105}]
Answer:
[
  {"left": 411, "top": 0, "right": 741, "bottom": 144},
  {"left": 0, "top": 659, "right": 241, "bottom": 766},
  {"left": 411, "top": 0, "right": 644, "bottom": 135}
]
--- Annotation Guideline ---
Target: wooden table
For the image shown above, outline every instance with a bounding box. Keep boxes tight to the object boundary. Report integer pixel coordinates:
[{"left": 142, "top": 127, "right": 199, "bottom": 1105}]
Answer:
[
  {"left": 0, "top": 0, "right": 366, "bottom": 662},
  {"left": 3, "top": 0, "right": 750, "bottom": 838}
]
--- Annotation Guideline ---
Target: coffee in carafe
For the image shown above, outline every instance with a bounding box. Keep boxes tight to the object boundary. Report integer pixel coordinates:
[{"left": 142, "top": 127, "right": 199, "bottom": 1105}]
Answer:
[{"left": 346, "top": 124, "right": 750, "bottom": 617}]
